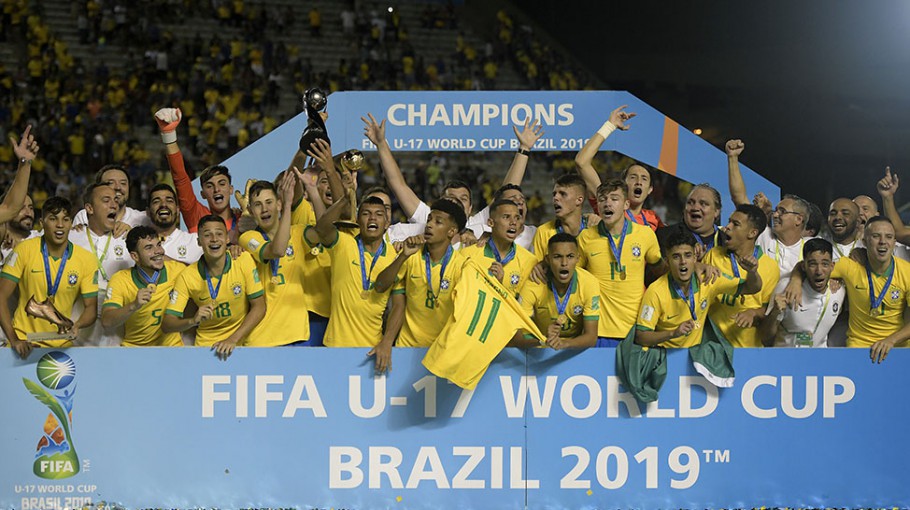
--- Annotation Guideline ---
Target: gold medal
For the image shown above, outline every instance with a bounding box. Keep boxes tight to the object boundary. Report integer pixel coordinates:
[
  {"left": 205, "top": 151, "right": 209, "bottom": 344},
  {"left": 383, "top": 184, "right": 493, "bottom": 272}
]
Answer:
[
  {"left": 361, "top": 290, "right": 370, "bottom": 300},
  {"left": 871, "top": 308, "right": 880, "bottom": 317},
  {"left": 620, "top": 269, "right": 627, "bottom": 280},
  {"left": 693, "top": 322, "right": 701, "bottom": 329},
  {"left": 147, "top": 284, "right": 157, "bottom": 294},
  {"left": 556, "top": 314, "right": 567, "bottom": 325},
  {"left": 310, "top": 247, "right": 320, "bottom": 256},
  {"left": 271, "top": 276, "right": 280, "bottom": 285}
]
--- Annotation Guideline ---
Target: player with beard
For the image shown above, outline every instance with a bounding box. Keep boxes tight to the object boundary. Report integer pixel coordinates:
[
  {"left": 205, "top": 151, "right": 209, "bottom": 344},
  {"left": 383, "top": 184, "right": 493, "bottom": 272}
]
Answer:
[
  {"left": 0, "top": 197, "right": 98, "bottom": 358},
  {"left": 101, "top": 226, "right": 187, "bottom": 346},
  {"left": 0, "top": 127, "right": 40, "bottom": 261},
  {"left": 578, "top": 179, "right": 662, "bottom": 346},
  {"left": 702, "top": 204, "right": 779, "bottom": 347},
  {"left": 826, "top": 198, "right": 862, "bottom": 261},
  {"left": 370, "top": 199, "right": 468, "bottom": 373},
  {"left": 636, "top": 228, "right": 761, "bottom": 348},
  {"left": 73, "top": 165, "right": 151, "bottom": 228},
  {"left": 759, "top": 239, "right": 844, "bottom": 347},
  {"left": 154, "top": 108, "right": 241, "bottom": 242},
  {"left": 146, "top": 184, "right": 203, "bottom": 264},
  {"left": 460, "top": 199, "right": 537, "bottom": 297},
  {"left": 164, "top": 215, "right": 266, "bottom": 359},
  {"left": 531, "top": 174, "right": 591, "bottom": 260},
  {"left": 306, "top": 184, "right": 397, "bottom": 347}
]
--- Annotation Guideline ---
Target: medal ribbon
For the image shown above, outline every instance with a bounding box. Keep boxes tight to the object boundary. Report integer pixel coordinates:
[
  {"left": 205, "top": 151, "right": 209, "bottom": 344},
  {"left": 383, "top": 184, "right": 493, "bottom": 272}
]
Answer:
[
  {"left": 556, "top": 215, "right": 588, "bottom": 236},
  {"left": 866, "top": 257, "right": 895, "bottom": 314},
  {"left": 625, "top": 209, "right": 648, "bottom": 227},
  {"left": 203, "top": 255, "right": 228, "bottom": 301},
  {"left": 694, "top": 226, "right": 718, "bottom": 252},
  {"left": 137, "top": 267, "right": 160, "bottom": 285},
  {"left": 357, "top": 236, "right": 386, "bottom": 292},
  {"left": 670, "top": 278, "right": 698, "bottom": 322},
  {"left": 424, "top": 245, "right": 453, "bottom": 300},
  {"left": 488, "top": 239, "right": 516, "bottom": 266},
  {"left": 604, "top": 219, "right": 629, "bottom": 271},
  {"left": 549, "top": 273, "right": 573, "bottom": 317},
  {"left": 729, "top": 246, "right": 760, "bottom": 278},
  {"left": 41, "top": 240, "right": 70, "bottom": 299},
  {"left": 257, "top": 228, "right": 280, "bottom": 280}
]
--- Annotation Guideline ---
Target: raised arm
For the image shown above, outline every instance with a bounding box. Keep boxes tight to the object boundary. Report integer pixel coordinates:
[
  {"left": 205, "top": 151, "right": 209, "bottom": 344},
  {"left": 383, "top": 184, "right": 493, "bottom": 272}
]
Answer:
[
  {"left": 260, "top": 173, "right": 295, "bottom": 260},
  {"left": 362, "top": 113, "right": 422, "bottom": 218},
  {"left": 374, "top": 236, "right": 423, "bottom": 293},
  {"left": 310, "top": 184, "right": 352, "bottom": 246},
  {"left": 876, "top": 167, "right": 910, "bottom": 243},
  {"left": 574, "top": 106, "right": 636, "bottom": 198},
  {"left": 0, "top": 126, "right": 38, "bottom": 223},
  {"left": 725, "top": 139, "right": 750, "bottom": 207},
  {"left": 502, "top": 119, "right": 544, "bottom": 186},
  {"left": 155, "top": 108, "right": 208, "bottom": 223}
]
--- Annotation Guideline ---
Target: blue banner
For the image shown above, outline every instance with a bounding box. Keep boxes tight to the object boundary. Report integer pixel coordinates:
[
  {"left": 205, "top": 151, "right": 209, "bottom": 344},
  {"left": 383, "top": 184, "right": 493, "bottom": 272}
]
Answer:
[
  {"left": 1, "top": 347, "right": 898, "bottom": 509},
  {"left": 219, "top": 91, "right": 778, "bottom": 216}
]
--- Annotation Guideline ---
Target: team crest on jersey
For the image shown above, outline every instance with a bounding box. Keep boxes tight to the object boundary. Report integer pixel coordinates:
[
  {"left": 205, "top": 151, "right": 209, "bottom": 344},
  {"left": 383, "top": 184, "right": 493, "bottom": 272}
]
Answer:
[
  {"left": 232, "top": 283, "right": 242, "bottom": 296},
  {"left": 891, "top": 289, "right": 900, "bottom": 301},
  {"left": 169, "top": 290, "right": 179, "bottom": 304},
  {"left": 572, "top": 305, "right": 583, "bottom": 316},
  {"left": 832, "top": 302, "right": 839, "bottom": 313},
  {"left": 510, "top": 273, "right": 520, "bottom": 286},
  {"left": 114, "top": 246, "right": 124, "bottom": 257},
  {"left": 700, "top": 299, "right": 708, "bottom": 310},
  {"left": 286, "top": 246, "right": 295, "bottom": 257},
  {"left": 178, "top": 246, "right": 187, "bottom": 257},
  {"left": 67, "top": 272, "right": 78, "bottom": 286},
  {"left": 632, "top": 246, "right": 641, "bottom": 258},
  {"left": 440, "top": 279, "right": 450, "bottom": 290}
]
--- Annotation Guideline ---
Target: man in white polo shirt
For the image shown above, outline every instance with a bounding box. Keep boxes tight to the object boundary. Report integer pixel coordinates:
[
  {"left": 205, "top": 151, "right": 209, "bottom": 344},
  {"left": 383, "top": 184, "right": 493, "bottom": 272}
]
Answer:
[
  {"left": 760, "top": 238, "right": 845, "bottom": 347},
  {"left": 146, "top": 183, "right": 202, "bottom": 264},
  {"left": 73, "top": 164, "right": 151, "bottom": 228}
]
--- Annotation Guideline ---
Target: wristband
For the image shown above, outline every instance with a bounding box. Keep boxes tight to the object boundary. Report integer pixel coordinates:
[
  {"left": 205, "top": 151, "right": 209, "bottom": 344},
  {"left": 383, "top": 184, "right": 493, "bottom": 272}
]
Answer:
[
  {"left": 597, "top": 121, "right": 617, "bottom": 139},
  {"left": 517, "top": 148, "right": 531, "bottom": 157},
  {"left": 20, "top": 158, "right": 31, "bottom": 164},
  {"left": 160, "top": 131, "right": 177, "bottom": 144}
]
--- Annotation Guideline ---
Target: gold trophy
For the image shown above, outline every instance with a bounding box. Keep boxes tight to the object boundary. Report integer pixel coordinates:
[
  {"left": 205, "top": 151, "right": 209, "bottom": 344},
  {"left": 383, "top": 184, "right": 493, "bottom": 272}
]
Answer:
[
  {"left": 333, "top": 149, "right": 365, "bottom": 230},
  {"left": 24, "top": 296, "right": 76, "bottom": 343}
]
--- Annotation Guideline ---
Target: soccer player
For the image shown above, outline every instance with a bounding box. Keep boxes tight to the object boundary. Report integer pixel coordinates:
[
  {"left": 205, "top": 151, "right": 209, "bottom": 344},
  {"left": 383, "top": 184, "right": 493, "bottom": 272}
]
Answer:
[
  {"left": 73, "top": 165, "right": 151, "bottom": 228},
  {"left": 578, "top": 179, "right": 662, "bottom": 346},
  {"left": 370, "top": 199, "right": 468, "bottom": 372},
  {"left": 146, "top": 184, "right": 203, "bottom": 264},
  {"left": 759, "top": 238, "right": 844, "bottom": 347},
  {"left": 163, "top": 215, "right": 266, "bottom": 359},
  {"left": 636, "top": 228, "right": 762, "bottom": 348},
  {"left": 460, "top": 199, "right": 537, "bottom": 298},
  {"left": 575, "top": 105, "right": 664, "bottom": 231},
  {"left": 305, "top": 187, "right": 396, "bottom": 347},
  {"left": 518, "top": 233, "right": 600, "bottom": 349},
  {"left": 239, "top": 175, "right": 312, "bottom": 346},
  {"left": 0, "top": 197, "right": 98, "bottom": 358},
  {"left": 101, "top": 226, "right": 187, "bottom": 346},
  {"left": 69, "top": 183, "right": 134, "bottom": 346},
  {"left": 827, "top": 197, "right": 862, "bottom": 261},
  {"left": 531, "top": 173, "right": 591, "bottom": 259},
  {"left": 154, "top": 108, "right": 241, "bottom": 239},
  {"left": 702, "top": 204, "right": 779, "bottom": 347}
]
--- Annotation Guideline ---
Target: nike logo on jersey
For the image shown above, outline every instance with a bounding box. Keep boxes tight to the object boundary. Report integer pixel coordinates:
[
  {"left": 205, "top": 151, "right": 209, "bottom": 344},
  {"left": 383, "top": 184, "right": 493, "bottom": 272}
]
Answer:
[
  {"left": 590, "top": 252, "right": 602, "bottom": 257},
  {"left": 30, "top": 269, "right": 42, "bottom": 273},
  {"left": 666, "top": 313, "right": 679, "bottom": 320}
]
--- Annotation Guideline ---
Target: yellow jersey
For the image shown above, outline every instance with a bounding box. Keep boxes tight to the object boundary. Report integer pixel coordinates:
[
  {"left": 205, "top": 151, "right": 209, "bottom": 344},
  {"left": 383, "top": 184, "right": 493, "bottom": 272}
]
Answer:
[
  {"left": 239, "top": 225, "right": 309, "bottom": 345},
  {"left": 702, "top": 246, "right": 780, "bottom": 347},
  {"left": 637, "top": 273, "right": 745, "bottom": 348},
  {"left": 0, "top": 238, "right": 98, "bottom": 347},
  {"left": 518, "top": 268, "right": 600, "bottom": 338},
  {"left": 301, "top": 225, "right": 333, "bottom": 317},
  {"left": 291, "top": 197, "right": 317, "bottom": 227},
  {"left": 392, "top": 246, "right": 467, "bottom": 347},
  {"left": 577, "top": 220, "right": 661, "bottom": 337},
  {"left": 531, "top": 218, "right": 592, "bottom": 261},
  {"left": 102, "top": 261, "right": 187, "bottom": 346},
  {"left": 831, "top": 256, "right": 910, "bottom": 347},
  {"left": 460, "top": 241, "right": 536, "bottom": 298},
  {"left": 323, "top": 231, "right": 397, "bottom": 347},
  {"left": 165, "top": 252, "right": 264, "bottom": 347}
]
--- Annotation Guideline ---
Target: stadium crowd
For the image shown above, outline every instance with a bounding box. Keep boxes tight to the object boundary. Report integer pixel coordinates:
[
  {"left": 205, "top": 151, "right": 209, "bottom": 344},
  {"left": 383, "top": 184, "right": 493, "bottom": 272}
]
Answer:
[{"left": 0, "top": 98, "right": 907, "bottom": 378}]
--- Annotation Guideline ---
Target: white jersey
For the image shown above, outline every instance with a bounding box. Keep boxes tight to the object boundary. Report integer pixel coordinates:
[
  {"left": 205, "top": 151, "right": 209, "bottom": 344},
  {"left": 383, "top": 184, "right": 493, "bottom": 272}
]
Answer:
[
  {"left": 386, "top": 221, "right": 426, "bottom": 244},
  {"left": 831, "top": 238, "right": 863, "bottom": 263},
  {"left": 773, "top": 280, "right": 845, "bottom": 347},
  {"left": 757, "top": 228, "right": 815, "bottom": 295},
  {"left": 161, "top": 229, "right": 203, "bottom": 264},
  {"left": 73, "top": 206, "right": 151, "bottom": 228},
  {"left": 69, "top": 228, "right": 134, "bottom": 346},
  {"left": 893, "top": 242, "right": 910, "bottom": 263}
]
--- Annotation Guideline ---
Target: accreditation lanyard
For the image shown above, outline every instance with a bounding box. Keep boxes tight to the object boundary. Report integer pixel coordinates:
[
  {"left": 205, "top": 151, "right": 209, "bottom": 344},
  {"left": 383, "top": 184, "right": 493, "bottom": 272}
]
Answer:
[
  {"left": 86, "top": 230, "right": 112, "bottom": 281},
  {"left": 357, "top": 236, "right": 386, "bottom": 292},
  {"left": 670, "top": 278, "right": 698, "bottom": 323},
  {"left": 602, "top": 219, "right": 629, "bottom": 270},
  {"left": 834, "top": 240, "right": 857, "bottom": 260},
  {"left": 728, "top": 247, "right": 760, "bottom": 278},
  {"left": 774, "top": 237, "right": 804, "bottom": 264},
  {"left": 203, "top": 256, "right": 228, "bottom": 302},
  {"left": 556, "top": 215, "right": 587, "bottom": 236},
  {"left": 257, "top": 228, "right": 280, "bottom": 280},
  {"left": 866, "top": 257, "right": 895, "bottom": 315},
  {"left": 625, "top": 209, "right": 648, "bottom": 228},
  {"left": 424, "top": 245, "right": 453, "bottom": 300},
  {"left": 488, "top": 239, "right": 516, "bottom": 266},
  {"left": 41, "top": 240, "right": 70, "bottom": 300}
]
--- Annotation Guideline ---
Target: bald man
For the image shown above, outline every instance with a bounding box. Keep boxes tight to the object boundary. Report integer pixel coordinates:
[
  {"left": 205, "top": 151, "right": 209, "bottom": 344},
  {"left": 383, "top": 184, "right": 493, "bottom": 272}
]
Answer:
[{"left": 827, "top": 198, "right": 862, "bottom": 262}]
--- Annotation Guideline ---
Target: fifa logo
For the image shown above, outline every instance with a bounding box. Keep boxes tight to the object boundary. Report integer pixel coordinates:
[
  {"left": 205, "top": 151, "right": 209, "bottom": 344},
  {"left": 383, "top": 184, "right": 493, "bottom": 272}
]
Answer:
[{"left": 22, "top": 352, "right": 80, "bottom": 479}]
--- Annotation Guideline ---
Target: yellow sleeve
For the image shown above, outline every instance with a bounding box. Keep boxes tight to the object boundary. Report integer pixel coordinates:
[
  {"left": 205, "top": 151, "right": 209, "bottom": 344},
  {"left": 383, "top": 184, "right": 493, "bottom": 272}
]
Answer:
[
  {"left": 518, "top": 280, "right": 541, "bottom": 319},
  {"left": 165, "top": 273, "right": 192, "bottom": 318},
  {"left": 636, "top": 285, "right": 663, "bottom": 331},
  {"left": 0, "top": 241, "right": 27, "bottom": 281},
  {"left": 643, "top": 228, "right": 661, "bottom": 264},
  {"left": 532, "top": 228, "right": 547, "bottom": 262},
  {"left": 831, "top": 256, "right": 857, "bottom": 280},
  {"left": 758, "top": 260, "right": 780, "bottom": 305},
  {"left": 581, "top": 274, "right": 600, "bottom": 320},
  {"left": 241, "top": 255, "right": 264, "bottom": 299},
  {"left": 80, "top": 257, "right": 99, "bottom": 298},
  {"left": 239, "top": 229, "right": 269, "bottom": 263},
  {"left": 291, "top": 198, "right": 316, "bottom": 226},
  {"left": 391, "top": 257, "right": 410, "bottom": 294},
  {"left": 714, "top": 273, "right": 746, "bottom": 297},
  {"left": 102, "top": 271, "right": 129, "bottom": 309}
]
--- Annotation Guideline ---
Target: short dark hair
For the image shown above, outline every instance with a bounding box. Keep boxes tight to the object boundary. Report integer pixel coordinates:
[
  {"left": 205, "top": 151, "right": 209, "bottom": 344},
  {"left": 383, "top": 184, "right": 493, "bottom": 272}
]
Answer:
[
  {"left": 95, "top": 164, "right": 130, "bottom": 188},
  {"left": 620, "top": 164, "right": 652, "bottom": 182},
  {"left": 358, "top": 195, "right": 386, "bottom": 212},
  {"left": 803, "top": 237, "right": 833, "bottom": 259},
  {"left": 660, "top": 224, "right": 697, "bottom": 256},
  {"left": 554, "top": 173, "right": 587, "bottom": 193},
  {"left": 493, "top": 183, "right": 523, "bottom": 202},
  {"left": 735, "top": 203, "right": 767, "bottom": 233},
  {"left": 489, "top": 199, "right": 520, "bottom": 215},
  {"left": 197, "top": 214, "right": 226, "bottom": 231},
  {"left": 199, "top": 165, "right": 232, "bottom": 185},
  {"left": 148, "top": 184, "right": 177, "bottom": 208},
  {"left": 864, "top": 215, "right": 893, "bottom": 232},
  {"left": 805, "top": 201, "right": 824, "bottom": 237},
  {"left": 688, "top": 184, "right": 722, "bottom": 211},
  {"left": 547, "top": 232, "right": 578, "bottom": 249},
  {"left": 82, "top": 182, "right": 114, "bottom": 208},
  {"left": 126, "top": 226, "right": 159, "bottom": 253},
  {"left": 430, "top": 198, "right": 467, "bottom": 232},
  {"left": 443, "top": 180, "right": 472, "bottom": 206},
  {"left": 248, "top": 180, "right": 276, "bottom": 202},
  {"left": 596, "top": 178, "right": 627, "bottom": 198},
  {"left": 42, "top": 197, "right": 72, "bottom": 218},
  {"left": 362, "top": 185, "right": 392, "bottom": 201}
]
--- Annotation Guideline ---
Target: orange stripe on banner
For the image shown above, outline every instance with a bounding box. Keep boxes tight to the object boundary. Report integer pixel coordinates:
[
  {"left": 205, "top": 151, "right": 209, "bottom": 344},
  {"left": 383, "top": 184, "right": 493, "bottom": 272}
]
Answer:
[{"left": 657, "top": 117, "right": 679, "bottom": 176}]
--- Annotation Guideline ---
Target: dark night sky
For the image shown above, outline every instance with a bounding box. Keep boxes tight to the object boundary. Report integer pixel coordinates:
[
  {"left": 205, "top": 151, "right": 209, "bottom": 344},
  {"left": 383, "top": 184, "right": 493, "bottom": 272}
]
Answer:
[{"left": 517, "top": 0, "right": 910, "bottom": 209}]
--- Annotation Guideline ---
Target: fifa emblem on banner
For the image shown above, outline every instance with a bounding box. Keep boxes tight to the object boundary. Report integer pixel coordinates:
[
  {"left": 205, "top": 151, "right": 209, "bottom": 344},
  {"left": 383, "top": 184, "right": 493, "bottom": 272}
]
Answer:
[{"left": 22, "top": 352, "right": 81, "bottom": 479}]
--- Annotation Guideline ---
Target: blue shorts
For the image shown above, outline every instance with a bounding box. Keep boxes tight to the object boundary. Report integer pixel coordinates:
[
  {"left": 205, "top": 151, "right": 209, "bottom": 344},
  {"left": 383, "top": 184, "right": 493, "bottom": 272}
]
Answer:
[
  {"left": 300, "top": 312, "right": 328, "bottom": 347},
  {"left": 595, "top": 337, "right": 621, "bottom": 348}
]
